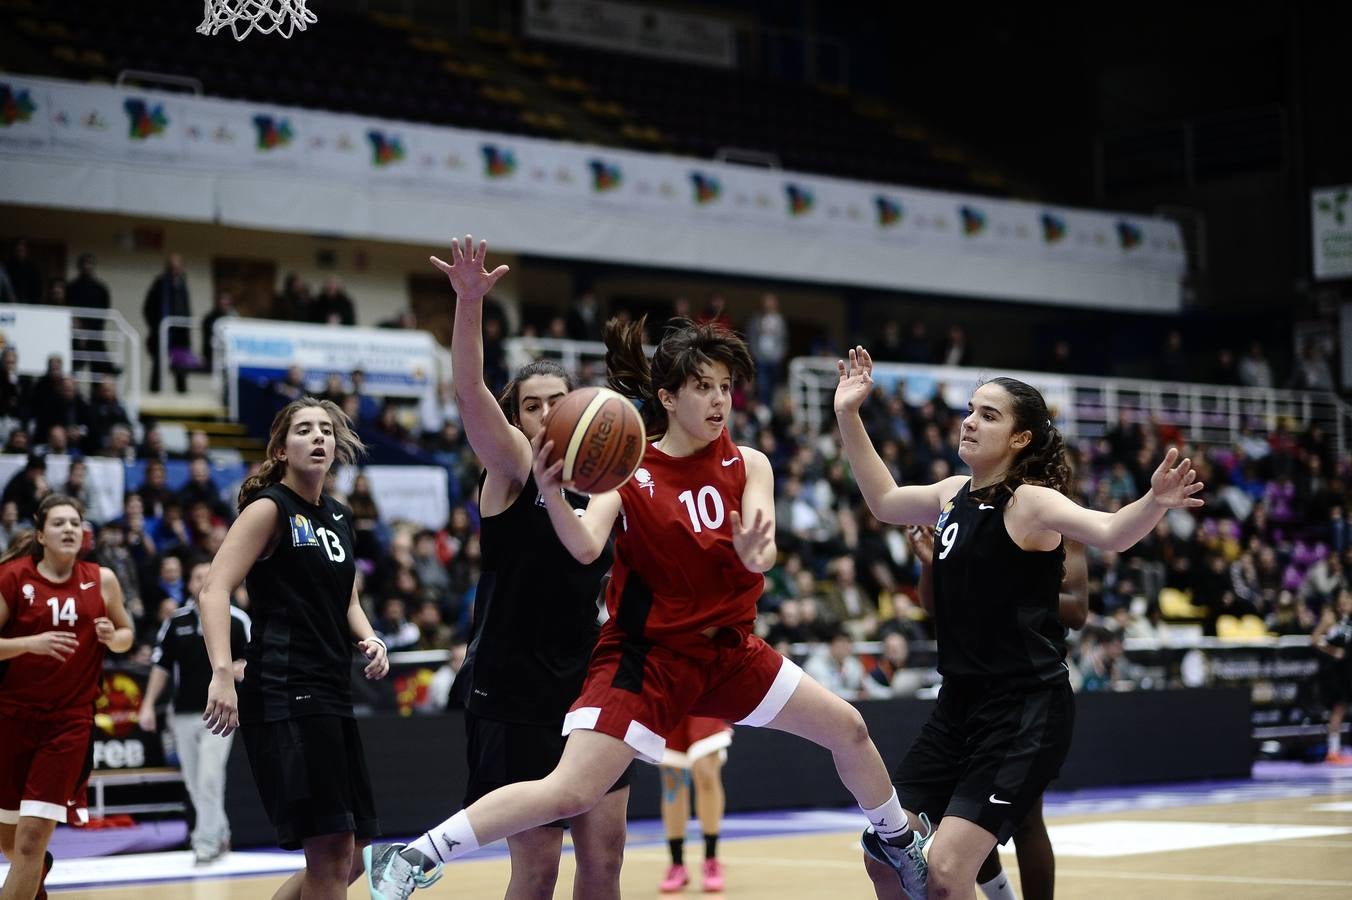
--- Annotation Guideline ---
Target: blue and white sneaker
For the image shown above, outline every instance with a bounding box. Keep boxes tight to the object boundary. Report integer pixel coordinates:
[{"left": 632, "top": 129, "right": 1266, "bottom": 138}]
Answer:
[
  {"left": 860, "top": 812, "right": 931, "bottom": 900},
  {"left": 364, "top": 843, "right": 443, "bottom": 900}
]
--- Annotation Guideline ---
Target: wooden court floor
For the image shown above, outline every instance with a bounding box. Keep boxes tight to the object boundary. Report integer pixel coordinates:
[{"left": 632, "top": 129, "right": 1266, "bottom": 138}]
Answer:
[{"left": 42, "top": 791, "right": 1352, "bottom": 899}]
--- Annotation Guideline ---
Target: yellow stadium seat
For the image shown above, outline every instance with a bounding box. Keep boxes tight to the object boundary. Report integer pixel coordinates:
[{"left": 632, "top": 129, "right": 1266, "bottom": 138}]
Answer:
[{"left": 1159, "top": 587, "right": 1208, "bottom": 619}]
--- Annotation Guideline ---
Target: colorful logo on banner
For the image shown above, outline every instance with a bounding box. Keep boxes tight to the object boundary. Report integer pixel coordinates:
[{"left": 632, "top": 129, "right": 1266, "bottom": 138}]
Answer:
[
  {"left": 875, "top": 195, "right": 903, "bottom": 227},
  {"left": 253, "top": 114, "right": 294, "bottom": 151},
  {"left": 123, "top": 98, "right": 168, "bottom": 140},
  {"left": 94, "top": 670, "right": 143, "bottom": 738},
  {"left": 589, "top": 158, "right": 622, "bottom": 191},
  {"left": 367, "top": 130, "right": 406, "bottom": 166},
  {"left": 1116, "top": 221, "right": 1143, "bottom": 250},
  {"left": 1316, "top": 189, "right": 1348, "bottom": 225},
  {"left": 482, "top": 144, "right": 517, "bottom": 178},
  {"left": 785, "top": 183, "right": 814, "bottom": 216},
  {"left": 959, "top": 205, "right": 986, "bottom": 236},
  {"left": 0, "top": 84, "right": 36, "bottom": 126},
  {"left": 690, "top": 171, "right": 721, "bottom": 204},
  {"left": 1040, "top": 213, "right": 1067, "bottom": 244}
]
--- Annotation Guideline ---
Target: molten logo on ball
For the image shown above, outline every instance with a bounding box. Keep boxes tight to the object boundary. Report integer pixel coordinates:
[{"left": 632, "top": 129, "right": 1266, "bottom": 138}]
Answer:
[{"left": 577, "top": 409, "right": 616, "bottom": 480}]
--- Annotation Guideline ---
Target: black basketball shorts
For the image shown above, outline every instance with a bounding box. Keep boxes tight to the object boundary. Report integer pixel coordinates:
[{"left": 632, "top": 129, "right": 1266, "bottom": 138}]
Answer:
[
  {"left": 241, "top": 714, "right": 379, "bottom": 850},
  {"left": 892, "top": 679, "right": 1074, "bottom": 844},
  {"left": 463, "top": 710, "right": 633, "bottom": 827}
]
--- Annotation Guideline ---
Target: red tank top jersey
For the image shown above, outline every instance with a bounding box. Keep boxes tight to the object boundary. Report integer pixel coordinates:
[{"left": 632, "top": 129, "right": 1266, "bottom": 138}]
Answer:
[
  {"left": 608, "top": 429, "right": 764, "bottom": 641},
  {"left": 0, "top": 557, "right": 107, "bottom": 716}
]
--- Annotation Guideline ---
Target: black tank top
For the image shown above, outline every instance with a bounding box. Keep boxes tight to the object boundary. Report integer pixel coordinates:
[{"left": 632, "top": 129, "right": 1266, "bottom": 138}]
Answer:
[
  {"left": 239, "top": 483, "right": 358, "bottom": 723},
  {"left": 931, "top": 480, "right": 1068, "bottom": 688},
  {"left": 456, "top": 472, "right": 613, "bottom": 726}
]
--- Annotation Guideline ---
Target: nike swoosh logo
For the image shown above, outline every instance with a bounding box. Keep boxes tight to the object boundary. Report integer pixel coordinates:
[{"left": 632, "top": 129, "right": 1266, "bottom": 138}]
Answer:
[
  {"left": 721, "top": 457, "right": 740, "bottom": 467},
  {"left": 332, "top": 513, "right": 344, "bottom": 520},
  {"left": 989, "top": 793, "right": 1012, "bottom": 805},
  {"left": 80, "top": 581, "right": 96, "bottom": 590},
  {"left": 978, "top": 504, "right": 995, "bottom": 510}
]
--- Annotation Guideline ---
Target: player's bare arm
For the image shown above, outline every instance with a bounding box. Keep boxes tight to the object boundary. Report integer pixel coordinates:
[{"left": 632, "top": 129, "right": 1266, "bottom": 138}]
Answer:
[
  {"left": 95, "top": 566, "right": 135, "bottom": 653},
  {"left": 530, "top": 429, "right": 622, "bottom": 564},
  {"left": 435, "top": 235, "right": 529, "bottom": 486},
  {"left": 200, "top": 498, "right": 278, "bottom": 737}
]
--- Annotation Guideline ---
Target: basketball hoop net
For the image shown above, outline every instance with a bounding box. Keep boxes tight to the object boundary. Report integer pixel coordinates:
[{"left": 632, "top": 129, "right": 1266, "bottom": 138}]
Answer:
[{"left": 197, "top": 0, "right": 316, "bottom": 40}]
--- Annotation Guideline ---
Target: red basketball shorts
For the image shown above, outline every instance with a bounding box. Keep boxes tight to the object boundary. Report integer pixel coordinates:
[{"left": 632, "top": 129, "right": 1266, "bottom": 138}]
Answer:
[
  {"left": 0, "top": 711, "right": 93, "bottom": 825},
  {"left": 563, "top": 625, "right": 802, "bottom": 764},
  {"left": 660, "top": 716, "right": 733, "bottom": 768}
]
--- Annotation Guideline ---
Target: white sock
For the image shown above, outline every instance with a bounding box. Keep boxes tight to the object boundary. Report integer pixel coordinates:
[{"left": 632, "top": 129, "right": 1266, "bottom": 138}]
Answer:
[
  {"left": 861, "top": 789, "right": 910, "bottom": 843},
  {"left": 406, "top": 810, "right": 480, "bottom": 865},
  {"left": 1332, "top": 733, "right": 1342, "bottom": 755},
  {"left": 979, "top": 871, "right": 1018, "bottom": 900}
]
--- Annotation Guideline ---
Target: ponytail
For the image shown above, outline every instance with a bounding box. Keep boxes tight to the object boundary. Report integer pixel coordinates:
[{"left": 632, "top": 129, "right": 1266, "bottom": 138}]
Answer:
[
  {"left": 0, "top": 530, "right": 39, "bottom": 566},
  {"left": 237, "top": 457, "right": 286, "bottom": 512},
  {"left": 604, "top": 314, "right": 660, "bottom": 431},
  {"left": 603, "top": 314, "right": 753, "bottom": 437}
]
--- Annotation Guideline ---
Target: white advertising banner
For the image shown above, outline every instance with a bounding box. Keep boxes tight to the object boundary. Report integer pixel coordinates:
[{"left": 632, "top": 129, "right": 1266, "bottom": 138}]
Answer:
[
  {"left": 334, "top": 465, "right": 449, "bottom": 530},
  {"left": 0, "top": 74, "right": 1188, "bottom": 311},
  {"left": 522, "top": 0, "right": 736, "bottom": 68},
  {"left": 1313, "top": 185, "right": 1352, "bottom": 281},
  {"left": 0, "top": 305, "right": 72, "bottom": 374},
  {"left": 216, "top": 318, "right": 437, "bottom": 398}
]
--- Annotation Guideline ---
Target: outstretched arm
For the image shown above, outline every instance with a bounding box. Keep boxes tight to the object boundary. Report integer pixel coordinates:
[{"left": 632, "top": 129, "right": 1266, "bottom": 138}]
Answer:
[
  {"left": 431, "top": 235, "right": 524, "bottom": 482},
  {"left": 1017, "top": 449, "right": 1204, "bottom": 553},
  {"left": 833, "top": 345, "right": 964, "bottom": 525}
]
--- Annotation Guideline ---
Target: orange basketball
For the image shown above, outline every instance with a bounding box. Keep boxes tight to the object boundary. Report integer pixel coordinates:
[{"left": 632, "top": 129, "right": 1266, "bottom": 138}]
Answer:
[{"left": 541, "top": 386, "right": 646, "bottom": 494}]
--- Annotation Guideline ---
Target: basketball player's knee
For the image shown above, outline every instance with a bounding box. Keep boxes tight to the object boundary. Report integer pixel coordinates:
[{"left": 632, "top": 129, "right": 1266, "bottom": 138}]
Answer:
[
  {"left": 11, "top": 828, "right": 47, "bottom": 859},
  {"left": 926, "top": 849, "right": 967, "bottom": 899},
  {"left": 576, "top": 842, "right": 624, "bottom": 885},
  {"left": 514, "top": 853, "right": 561, "bottom": 895},
  {"left": 552, "top": 784, "right": 601, "bottom": 821},
  {"left": 838, "top": 706, "right": 870, "bottom": 748}
]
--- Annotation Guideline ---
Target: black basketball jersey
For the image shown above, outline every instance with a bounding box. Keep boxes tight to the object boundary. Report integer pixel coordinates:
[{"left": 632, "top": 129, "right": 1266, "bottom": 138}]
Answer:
[
  {"left": 456, "top": 471, "right": 613, "bottom": 726},
  {"left": 239, "top": 482, "right": 358, "bottom": 723},
  {"left": 931, "top": 480, "right": 1068, "bottom": 687}
]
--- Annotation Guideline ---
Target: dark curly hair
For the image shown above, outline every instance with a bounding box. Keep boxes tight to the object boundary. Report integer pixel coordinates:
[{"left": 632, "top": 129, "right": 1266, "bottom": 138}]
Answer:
[
  {"left": 497, "top": 359, "right": 576, "bottom": 427},
  {"left": 978, "top": 376, "right": 1072, "bottom": 501},
  {"left": 603, "top": 315, "right": 753, "bottom": 435}
]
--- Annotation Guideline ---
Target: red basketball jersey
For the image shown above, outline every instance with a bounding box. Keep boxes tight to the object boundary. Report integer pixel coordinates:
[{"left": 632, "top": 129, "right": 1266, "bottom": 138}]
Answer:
[
  {"left": 0, "top": 557, "right": 107, "bottom": 716},
  {"left": 608, "top": 429, "right": 764, "bottom": 640}
]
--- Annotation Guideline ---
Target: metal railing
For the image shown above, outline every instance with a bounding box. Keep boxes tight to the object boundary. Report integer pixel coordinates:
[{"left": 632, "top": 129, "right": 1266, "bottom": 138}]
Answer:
[
  {"left": 68, "top": 306, "right": 142, "bottom": 424},
  {"left": 788, "top": 357, "right": 1351, "bottom": 453}
]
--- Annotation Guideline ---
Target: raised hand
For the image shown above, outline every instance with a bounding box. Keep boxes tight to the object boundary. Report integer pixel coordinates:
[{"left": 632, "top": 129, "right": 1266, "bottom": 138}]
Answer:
[
  {"left": 834, "top": 346, "right": 875, "bottom": 415},
  {"left": 1150, "top": 447, "right": 1205, "bottom": 509},
  {"left": 27, "top": 630, "right": 78, "bottom": 661},
  {"left": 430, "top": 234, "right": 510, "bottom": 302},
  {"left": 905, "top": 524, "right": 935, "bottom": 567},
  {"left": 730, "top": 507, "right": 774, "bottom": 571}
]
